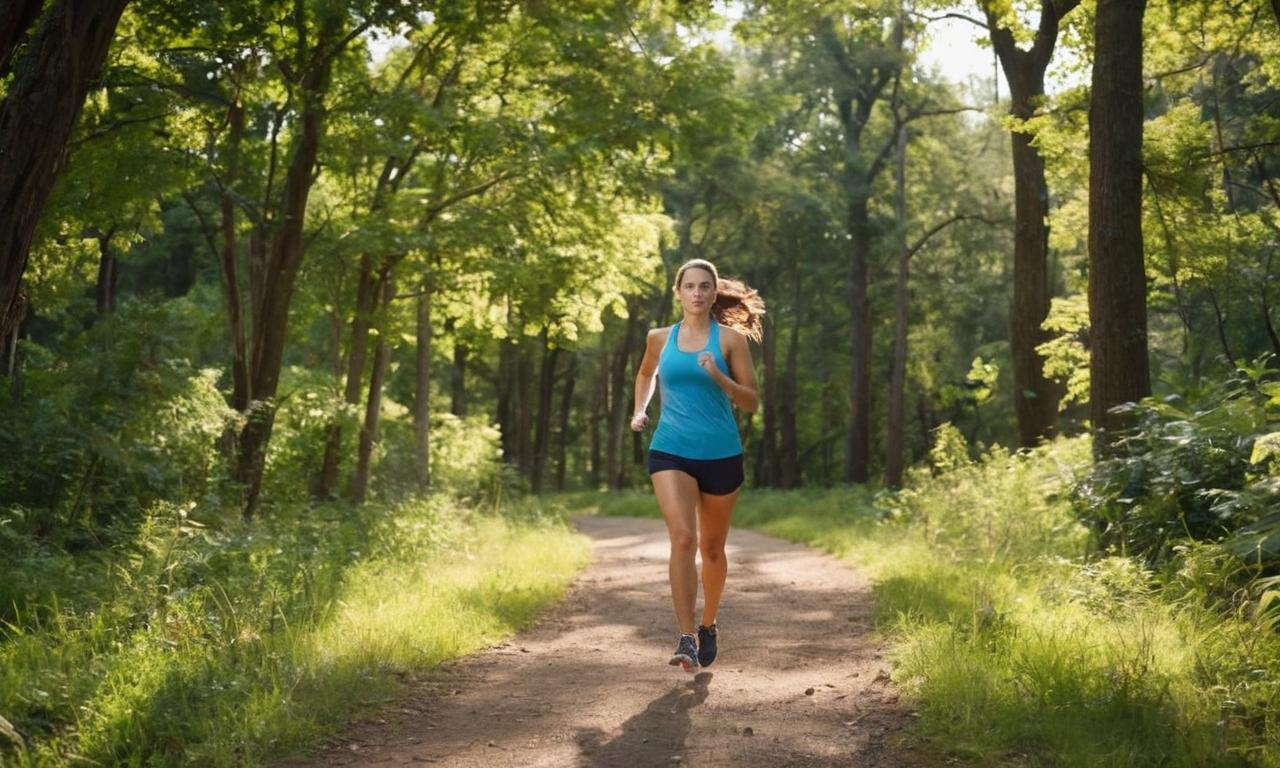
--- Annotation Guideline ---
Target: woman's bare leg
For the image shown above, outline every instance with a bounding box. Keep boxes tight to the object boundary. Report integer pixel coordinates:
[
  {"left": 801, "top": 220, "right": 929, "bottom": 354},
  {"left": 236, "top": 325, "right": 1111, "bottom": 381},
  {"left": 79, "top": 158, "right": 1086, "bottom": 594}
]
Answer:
[
  {"left": 651, "top": 469, "right": 701, "bottom": 635},
  {"left": 696, "top": 488, "right": 738, "bottom": 627}
]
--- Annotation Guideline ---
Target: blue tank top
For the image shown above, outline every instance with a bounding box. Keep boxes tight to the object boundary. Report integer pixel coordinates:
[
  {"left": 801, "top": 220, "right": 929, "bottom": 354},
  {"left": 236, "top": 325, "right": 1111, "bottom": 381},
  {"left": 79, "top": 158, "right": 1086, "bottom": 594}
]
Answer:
[{"left": 649, "top": 321, "right": 743, "bottom": 460}]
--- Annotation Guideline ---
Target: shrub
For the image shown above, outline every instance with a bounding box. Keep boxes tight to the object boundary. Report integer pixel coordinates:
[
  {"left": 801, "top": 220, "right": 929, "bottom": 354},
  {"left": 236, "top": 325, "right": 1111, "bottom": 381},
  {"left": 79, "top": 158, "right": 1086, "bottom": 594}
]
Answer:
[
  {"left": 0, "top": 297, "right": 235, "bottom": 541},
  {"left": 1072, "top": 358, "right": 1280, "bottom": 565}
]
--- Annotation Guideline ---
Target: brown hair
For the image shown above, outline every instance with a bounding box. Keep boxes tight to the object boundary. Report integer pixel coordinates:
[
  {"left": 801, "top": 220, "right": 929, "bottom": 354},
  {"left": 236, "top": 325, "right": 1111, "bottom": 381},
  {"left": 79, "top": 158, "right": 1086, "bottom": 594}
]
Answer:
[{"left": 673, "top": 259, "right": 766, "bottom": 343}]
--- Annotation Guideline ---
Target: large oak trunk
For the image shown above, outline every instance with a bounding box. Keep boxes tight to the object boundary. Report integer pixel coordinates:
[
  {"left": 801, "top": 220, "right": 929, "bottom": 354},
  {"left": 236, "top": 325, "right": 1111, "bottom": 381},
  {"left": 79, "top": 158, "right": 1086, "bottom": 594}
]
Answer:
[
  {"left": 0, "top": 0, "right": 131, "bottom": 340},
  {"left": 1088, "top": 0, "right": 1150, "bottom": 457}
]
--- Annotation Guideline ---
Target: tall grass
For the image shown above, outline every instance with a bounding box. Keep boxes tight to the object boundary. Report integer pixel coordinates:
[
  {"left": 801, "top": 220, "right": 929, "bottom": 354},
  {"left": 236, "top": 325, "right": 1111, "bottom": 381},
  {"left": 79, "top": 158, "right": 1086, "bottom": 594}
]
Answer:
[
  {"left": 0, "top": 496, "right": 591, "bottom": 766},
  {"left": 586, "top": 438, "right": 1280, "bottom": 766}
]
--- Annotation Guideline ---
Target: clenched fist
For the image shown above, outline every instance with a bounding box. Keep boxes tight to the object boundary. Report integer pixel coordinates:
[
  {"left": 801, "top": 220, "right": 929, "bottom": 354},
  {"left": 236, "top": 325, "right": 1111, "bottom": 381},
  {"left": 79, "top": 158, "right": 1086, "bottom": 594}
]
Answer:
[
  {"left": 630, "top": 413, "right": 649, "bottom": 432},
  {"left": 698, "top": 351, "right": 716, "bottom": 374}
]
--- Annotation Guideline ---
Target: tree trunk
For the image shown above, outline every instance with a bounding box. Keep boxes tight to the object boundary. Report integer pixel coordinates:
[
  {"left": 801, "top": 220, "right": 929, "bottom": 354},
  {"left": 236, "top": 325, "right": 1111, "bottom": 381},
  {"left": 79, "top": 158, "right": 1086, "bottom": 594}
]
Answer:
[
  {"left": 1209, "top": 290, "right": 1235, "bottom": 364},
  {"left": 316, "top": 253, "right": 374, "bottom": 498},
  {"left": 885, "top": 119, "right": 909, "bottom": 489},
  {"left": 353, "top": 269, "right": 394, "bottom": 504},
  {"left": 983, "top": 0, "right": 1079, "bottom": 447},
  {"left": 451, "top": 339, "right": 468, "bottom": 416},
  {"left": 498, "top": 336, "right": 517, "bottom": 465},
  {"left": 531, "top": 328, "right": 557, "bottom": 493},
  {"left": 607, "top": 298, "right": 643, "bottom": 489},
  {"left": 1088, "top": 0, "right": 1150, "bottom": 458},
  {"left": 0, "top": 0, "right": 44, "bottom": 78},
  {"left": 780, "top": 281, "right": 801, "bottom": 489},
  {"left": 94, "top": 225, "right": 119, "bottom": 316},
  {"left": 590, "top": 343, "right": 604, "bottom": 487},
  {"left": 220, "top": 99, "right": 250, "bottom": 412},
  {"left": 517, "top": 345, "right": 534, "bottom": 478},
  {"left": 238, "top": 68, "right": 328, "bottom": 518},
  {"left": 555, "top": 352, "right": 577, "bottom": 491},
  {"left": 845, "top": 197, "right": 872, "bottom": 484},
  {"left": 414, "top": 272, "right": 432, "bottom": 490},
  {"left": 0, "top": 0, "right": 131, "bottom": 340},
  {"left": 756, "top": 313, "right": 778, "bottom": 487}
]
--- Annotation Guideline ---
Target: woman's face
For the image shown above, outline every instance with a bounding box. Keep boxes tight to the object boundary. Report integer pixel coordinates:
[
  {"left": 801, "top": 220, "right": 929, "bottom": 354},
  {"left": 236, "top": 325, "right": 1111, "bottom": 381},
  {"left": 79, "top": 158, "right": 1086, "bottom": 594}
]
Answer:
[{"left": 677, "top": 266, "right": 716, "bottom": 316}]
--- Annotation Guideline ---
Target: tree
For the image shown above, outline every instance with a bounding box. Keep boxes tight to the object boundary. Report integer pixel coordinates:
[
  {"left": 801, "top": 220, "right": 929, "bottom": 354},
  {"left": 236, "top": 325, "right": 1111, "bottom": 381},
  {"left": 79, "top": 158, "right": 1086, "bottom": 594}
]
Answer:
[
  {"left": 979, "top": 0, "right": 1081, "bottom": 447},
  {"left": 0, "top": 0, "right": 131, "bottom": 340},
  {"left": 1088, "top": 0, "right": 1149, "bottom": 456}
]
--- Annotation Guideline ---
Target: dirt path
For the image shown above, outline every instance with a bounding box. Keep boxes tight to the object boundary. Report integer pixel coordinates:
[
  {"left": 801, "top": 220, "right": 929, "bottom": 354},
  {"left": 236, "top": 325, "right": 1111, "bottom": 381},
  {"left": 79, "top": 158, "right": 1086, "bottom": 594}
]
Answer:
[{"left": 292, "top": 516, "right": 941, "bottom": 767}]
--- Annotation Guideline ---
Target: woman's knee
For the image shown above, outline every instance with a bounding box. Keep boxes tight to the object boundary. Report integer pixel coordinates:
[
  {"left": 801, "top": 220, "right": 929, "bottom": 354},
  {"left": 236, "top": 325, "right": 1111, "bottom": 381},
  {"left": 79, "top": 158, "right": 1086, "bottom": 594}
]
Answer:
[
  {"left": 699, "top": 537, "right": 727, "bottom": 563},
  {"left": 669, "top": 527, "right": 697, "bottom": 554}
]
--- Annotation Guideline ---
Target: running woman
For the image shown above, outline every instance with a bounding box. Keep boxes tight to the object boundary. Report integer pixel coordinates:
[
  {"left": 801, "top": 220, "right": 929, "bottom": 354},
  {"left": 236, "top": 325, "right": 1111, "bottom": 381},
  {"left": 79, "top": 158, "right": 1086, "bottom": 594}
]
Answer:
[{"left": 630, "top": 258, "right": 764, "bottom": 673}]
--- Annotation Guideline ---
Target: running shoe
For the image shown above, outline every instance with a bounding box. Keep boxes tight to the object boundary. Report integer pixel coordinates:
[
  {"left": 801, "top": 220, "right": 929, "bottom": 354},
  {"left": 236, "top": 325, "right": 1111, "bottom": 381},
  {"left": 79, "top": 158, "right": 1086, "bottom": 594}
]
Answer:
[
  {"left": 669, "top": 633, "right": 699, "bottom": 673},
  {"left": 697, "top": 623, "right": 718, "bottom": 667}
]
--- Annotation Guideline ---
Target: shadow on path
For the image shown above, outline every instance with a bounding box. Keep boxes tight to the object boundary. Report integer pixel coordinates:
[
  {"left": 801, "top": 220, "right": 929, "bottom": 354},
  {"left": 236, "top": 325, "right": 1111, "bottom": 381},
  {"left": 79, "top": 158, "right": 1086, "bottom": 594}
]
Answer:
[{"left": 576, "top": 672, "right": 713, "bottom": 767}]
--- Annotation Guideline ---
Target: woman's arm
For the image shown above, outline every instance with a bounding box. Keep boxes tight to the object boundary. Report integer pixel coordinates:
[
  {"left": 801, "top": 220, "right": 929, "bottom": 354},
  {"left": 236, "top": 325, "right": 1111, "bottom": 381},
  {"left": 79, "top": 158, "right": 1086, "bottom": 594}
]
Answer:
[
  {"left": 630, "top": 328, "right": 666, "bottom": 432},
  {"left": 698, "top": 327, "right": 759, "bottom": 412}
]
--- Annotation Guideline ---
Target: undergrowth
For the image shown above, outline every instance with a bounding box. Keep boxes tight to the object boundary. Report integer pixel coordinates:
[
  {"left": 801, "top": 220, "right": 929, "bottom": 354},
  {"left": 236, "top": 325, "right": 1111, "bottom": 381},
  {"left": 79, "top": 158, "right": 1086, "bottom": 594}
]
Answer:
[{"left": 0, "top": 495, "right": 590, "bottom": 766}]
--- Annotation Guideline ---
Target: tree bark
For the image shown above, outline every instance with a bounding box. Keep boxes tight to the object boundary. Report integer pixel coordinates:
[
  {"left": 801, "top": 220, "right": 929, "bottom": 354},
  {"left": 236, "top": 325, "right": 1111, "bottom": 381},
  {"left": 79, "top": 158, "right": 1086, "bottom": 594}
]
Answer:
[
  {"left": 1208, "top": 290, "right": 1235, "bottom": 364},
  {"left": 555, "top": 352, "right": 577, "bottom": 491},
  {"left": 352, "top": 269, "right": 394, "bottom": 504},
  {"left": 756, "top": 313, "right": 778, "bottom": 487},
  {"left": 531, "top": 328, "right": 557, "bottom": 493},
  {"left": 845, "top": 197, "right": 872, "bottom": 483},
  {"left": 451, "top": 339, "right": 468, "bottom": 416},
  {"left": 517, "top": 345, "right": 534, "bottom": 478},
  {"left": 238, "top": 57, "right": 331, "bottom": 517},
  {"left": 885, "top": 116, "right": 909, "bottom": 489},
  {"left": 220, "top": 98, "right": 250, "bottom": 412},
  {"left": 94, "top": 225, "right": 119, "bottom": 316},
  {"left": 780, "top": 266, "right": 801, "bottom": 489},
  {"left": 0, "top": 0, "right": 44, "bottom": 78},
  {"left": 316, "top": 254, "right": 373, "bottom": 498},
  {"left": 0, "top": 0, "right": 131, "bottom": 340},
  {"left": 590, "top": 340, "right": 605, "bottom": 487},
  {"left": 1088, "top": 0, "right": 1150, "bottom": 458},
  {"left": 607, "top": 298, "right": 643, "bottom": 489},
  {"left": 983, "top": 0, "right": 1080, "bottom": 447},
  {"left": 414, "top": 271, "right": 433, "bottom": 490}
]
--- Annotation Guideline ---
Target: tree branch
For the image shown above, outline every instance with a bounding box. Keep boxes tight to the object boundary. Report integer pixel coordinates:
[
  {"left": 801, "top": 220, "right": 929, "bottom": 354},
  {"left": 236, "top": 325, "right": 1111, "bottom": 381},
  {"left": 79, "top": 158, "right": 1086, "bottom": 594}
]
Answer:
[{"left": 906, "top": 214, "right": 1001, "bottom": 260}]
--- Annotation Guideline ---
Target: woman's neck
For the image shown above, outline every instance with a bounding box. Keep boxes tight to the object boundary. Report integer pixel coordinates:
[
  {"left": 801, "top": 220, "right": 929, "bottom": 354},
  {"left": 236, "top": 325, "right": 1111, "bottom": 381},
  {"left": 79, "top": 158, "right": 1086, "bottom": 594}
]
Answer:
[{"left": 681, "top": 313, "right": 712, "bottom": 332}]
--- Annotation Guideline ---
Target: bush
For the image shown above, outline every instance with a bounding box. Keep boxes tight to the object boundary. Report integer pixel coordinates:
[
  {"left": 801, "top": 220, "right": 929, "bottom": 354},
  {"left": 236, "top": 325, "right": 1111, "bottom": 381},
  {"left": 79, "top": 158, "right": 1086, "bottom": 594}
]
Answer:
[
  {"left": 1072, "top": 358, "right": 1280, "bottom": 565},
  {"left": 0, "top": 297, "right": 235, "bottom": 541}
]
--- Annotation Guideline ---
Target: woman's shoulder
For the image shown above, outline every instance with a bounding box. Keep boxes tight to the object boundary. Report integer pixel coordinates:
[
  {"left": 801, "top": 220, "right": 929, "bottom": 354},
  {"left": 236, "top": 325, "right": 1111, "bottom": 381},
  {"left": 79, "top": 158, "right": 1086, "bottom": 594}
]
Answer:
[
  {"left": 717, "top": 323, "right": 747, "bottom": 345},
  {"left": 646, "top": 325, "right": 674, "bottom": 344}
]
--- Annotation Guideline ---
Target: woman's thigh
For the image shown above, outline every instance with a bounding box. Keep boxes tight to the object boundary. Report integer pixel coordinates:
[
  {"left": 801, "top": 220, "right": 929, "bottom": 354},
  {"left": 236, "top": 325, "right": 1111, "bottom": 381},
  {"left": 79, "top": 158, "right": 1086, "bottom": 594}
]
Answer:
[
  {"left": 697, "top": 488, "right": 739, "bottom": 549},
  {"left": 651, "top": 470, "right": 700, "bottom": 541}
]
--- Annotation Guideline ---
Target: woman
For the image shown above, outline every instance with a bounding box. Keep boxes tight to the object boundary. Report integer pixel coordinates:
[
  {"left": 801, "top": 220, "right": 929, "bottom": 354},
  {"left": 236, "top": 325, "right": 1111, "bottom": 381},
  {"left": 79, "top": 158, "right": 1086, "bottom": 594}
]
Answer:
[{"left": 630, "top": 258, "right": 764, "bottom": 673}]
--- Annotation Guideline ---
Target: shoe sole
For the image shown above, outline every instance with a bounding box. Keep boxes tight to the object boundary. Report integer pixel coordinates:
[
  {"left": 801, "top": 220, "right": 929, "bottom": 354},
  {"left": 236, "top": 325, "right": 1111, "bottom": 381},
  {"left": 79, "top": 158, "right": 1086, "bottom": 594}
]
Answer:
[{"left": 668, "top": 654, "right": 698, "bottom": 673}]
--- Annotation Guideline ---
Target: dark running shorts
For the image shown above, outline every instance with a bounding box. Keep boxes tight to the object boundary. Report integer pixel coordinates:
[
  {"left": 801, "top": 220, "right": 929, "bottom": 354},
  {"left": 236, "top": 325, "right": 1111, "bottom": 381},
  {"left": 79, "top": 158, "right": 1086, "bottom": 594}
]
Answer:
[{"left": 648, "top": 450, "right": 744, "bottom": 496}]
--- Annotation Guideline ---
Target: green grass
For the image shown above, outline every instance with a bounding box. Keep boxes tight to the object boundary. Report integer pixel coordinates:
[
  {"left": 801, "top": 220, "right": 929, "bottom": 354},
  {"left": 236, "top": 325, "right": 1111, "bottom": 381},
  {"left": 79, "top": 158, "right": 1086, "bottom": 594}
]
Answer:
[
  {"left": 0, "top": 495, "right": 591, "bottom": 766},
  {"left": 582, "top": 439, "right": 1280, "bottom": 767}
]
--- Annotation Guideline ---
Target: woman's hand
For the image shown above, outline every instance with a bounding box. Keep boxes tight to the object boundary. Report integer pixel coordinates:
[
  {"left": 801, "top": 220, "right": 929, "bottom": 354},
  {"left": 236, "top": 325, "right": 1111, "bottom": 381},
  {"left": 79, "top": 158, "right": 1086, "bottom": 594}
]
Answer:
[
  {"left": 630, "top": 413, "right": 649, "bottom": 432},
  {"left": 698, "top": 351, "right": 719, "bottom": 377}
]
